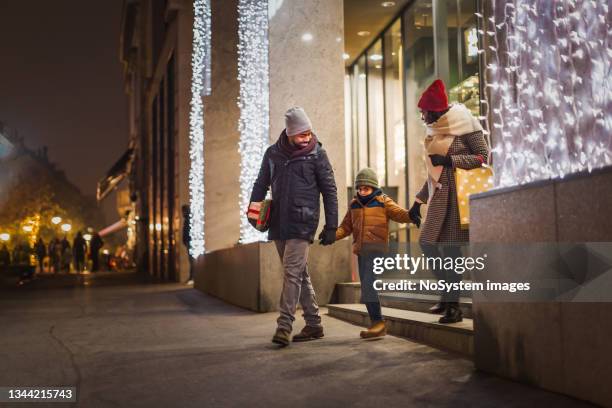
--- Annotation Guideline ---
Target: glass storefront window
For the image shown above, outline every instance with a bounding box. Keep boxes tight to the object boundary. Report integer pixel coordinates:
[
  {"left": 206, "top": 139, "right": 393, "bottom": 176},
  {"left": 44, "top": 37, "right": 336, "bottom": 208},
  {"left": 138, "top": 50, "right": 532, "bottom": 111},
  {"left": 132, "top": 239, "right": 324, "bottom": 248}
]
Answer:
[
  {"left": 384, "top": 19, "right": 406, "bottom": 205},
  {"left": 346, "top": 0, "right": 481, "bottom": 241},
  {"left": 355, "top": 56, "right": 368, "bottom": 175},
  {"left": 439, "top": 0, "right": 480, "bottom": 114},
  {"left": 384, "top": 19, "right": 407, "bottom": 241},
  {"left": 367, "top": 40, "right": 386, "bottom": 185},
  {"left": 344, "top": 73, "right": 353, "bottom": 188},
  {"left": 404, "top": 0, "right": 435, "bottom": 242}
]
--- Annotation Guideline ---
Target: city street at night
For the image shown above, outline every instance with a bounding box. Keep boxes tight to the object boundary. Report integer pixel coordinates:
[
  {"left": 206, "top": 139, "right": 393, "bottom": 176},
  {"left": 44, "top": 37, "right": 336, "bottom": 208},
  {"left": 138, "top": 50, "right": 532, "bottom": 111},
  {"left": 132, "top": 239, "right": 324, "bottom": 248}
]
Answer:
[{"left": 1, "top": 0, "right": 610, "bottom": 406}]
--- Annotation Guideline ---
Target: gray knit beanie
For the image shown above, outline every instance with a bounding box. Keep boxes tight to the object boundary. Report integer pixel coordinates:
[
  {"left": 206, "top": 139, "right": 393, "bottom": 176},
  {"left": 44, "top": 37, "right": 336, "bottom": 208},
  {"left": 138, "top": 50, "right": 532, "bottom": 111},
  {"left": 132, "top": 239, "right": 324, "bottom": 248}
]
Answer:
[
  {"left": 355, "top": 167, "right": 380, "bottom": 189},
  {"left": 285, "top": 107, "right": 312, "bottom": 136}
]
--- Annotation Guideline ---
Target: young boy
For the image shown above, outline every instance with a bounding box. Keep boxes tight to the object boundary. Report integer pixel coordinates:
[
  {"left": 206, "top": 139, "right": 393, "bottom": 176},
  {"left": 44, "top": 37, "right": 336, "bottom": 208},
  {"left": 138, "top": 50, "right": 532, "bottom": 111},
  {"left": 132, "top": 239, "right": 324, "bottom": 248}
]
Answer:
[{"left": 335, "top": 168, "right": 416, "bottom": 338}]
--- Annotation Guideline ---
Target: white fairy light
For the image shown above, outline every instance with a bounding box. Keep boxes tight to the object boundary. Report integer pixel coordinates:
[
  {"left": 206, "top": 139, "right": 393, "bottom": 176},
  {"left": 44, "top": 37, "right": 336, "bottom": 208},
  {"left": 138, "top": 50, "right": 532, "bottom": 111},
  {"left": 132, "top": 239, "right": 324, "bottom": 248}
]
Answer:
[
  {"left": 237, "top": 0, "right": 269, "bottom": 244},
  {"left": 188, "top": 0, "right": 212, "bottom": 257},
  {"left": 481, "top": 0, "right": 611, "bottom": 187}
]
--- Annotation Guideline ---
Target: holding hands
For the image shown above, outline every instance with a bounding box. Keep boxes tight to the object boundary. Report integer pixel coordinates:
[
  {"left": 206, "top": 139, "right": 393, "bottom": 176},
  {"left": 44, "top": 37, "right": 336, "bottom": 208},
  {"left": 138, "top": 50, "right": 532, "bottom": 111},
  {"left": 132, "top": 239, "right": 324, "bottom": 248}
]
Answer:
[
  {"left": 318, "top": 227, "right": 337, "bottom": 246},
  {"left": 408, "top": 201, "right": 422, "bottom": 228}
]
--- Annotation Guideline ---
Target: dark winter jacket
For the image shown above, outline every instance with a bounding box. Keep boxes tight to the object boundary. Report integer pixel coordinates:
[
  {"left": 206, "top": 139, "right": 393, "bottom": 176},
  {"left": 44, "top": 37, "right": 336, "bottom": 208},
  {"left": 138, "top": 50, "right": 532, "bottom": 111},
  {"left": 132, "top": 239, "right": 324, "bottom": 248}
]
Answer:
[{"left": 250, "top": 131, "right": 338, "bottom": 242}]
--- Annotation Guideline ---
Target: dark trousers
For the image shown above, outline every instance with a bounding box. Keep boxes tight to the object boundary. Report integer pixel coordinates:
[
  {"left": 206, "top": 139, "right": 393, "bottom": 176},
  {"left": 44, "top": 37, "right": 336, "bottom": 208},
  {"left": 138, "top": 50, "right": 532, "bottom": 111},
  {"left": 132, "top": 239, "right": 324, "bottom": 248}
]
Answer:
[
  {"left": 91, "top": 253, "right": 99, "bottom": 271},
  {"left": 74, "top": 256, "right": 85, "bottom": 272},
  {"left": 357, "top": 255, "right": 383, "bottom": 323},
  {"left": 421, "top": 244, "right": 463, "bottom": 304}
]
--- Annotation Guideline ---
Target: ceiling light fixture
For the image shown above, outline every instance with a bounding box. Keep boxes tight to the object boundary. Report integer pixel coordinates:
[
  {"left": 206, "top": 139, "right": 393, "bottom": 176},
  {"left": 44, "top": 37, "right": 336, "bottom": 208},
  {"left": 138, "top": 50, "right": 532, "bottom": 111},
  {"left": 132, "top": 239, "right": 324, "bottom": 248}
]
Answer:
[
  {"left": 301, "top": 32, "right": 313, "bottom": 42},
  {"left": 357, "top": 31, "right": 371, "bottom": 37},
  {"left": 369, "top": 54, "right": 383, "bottom": 61},
  {"left": 381, "top": 1, "right": 396, "bottom": 7},
  {"left": 343, "top": 53, "right": 350, "bottom": 60}
]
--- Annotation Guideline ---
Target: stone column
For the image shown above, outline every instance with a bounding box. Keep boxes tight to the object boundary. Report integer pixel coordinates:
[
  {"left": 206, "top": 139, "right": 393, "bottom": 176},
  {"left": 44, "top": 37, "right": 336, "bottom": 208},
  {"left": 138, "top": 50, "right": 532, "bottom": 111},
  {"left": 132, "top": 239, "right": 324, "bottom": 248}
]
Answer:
[
  {"left": 175, "top": 0, "right": 194, "bottom": 281},
  {"left": 202, "top": 0, "right": 242, "bottom": 253},
  {"left": 268, "top": 0, "right": 347, "bottom": 217}
]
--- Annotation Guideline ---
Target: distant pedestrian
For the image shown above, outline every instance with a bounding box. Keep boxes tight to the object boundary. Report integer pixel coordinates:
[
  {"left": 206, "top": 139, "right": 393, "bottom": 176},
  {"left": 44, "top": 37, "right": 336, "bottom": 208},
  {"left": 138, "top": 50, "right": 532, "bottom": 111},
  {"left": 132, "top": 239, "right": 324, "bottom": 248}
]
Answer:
[
  {"left": 0, "top": 243, "right": 10, "bottom": 272},
  {"left": 34, "top": 237, "right": 46, "bottom": 273},
  {"left": 13, "top": 240, "right": 34, "bottom": 283},
  {"left": 61, "top": 236, "right": 71, "bottom": 272},
  {"left": 48, "top": 238, "right": 61, "bottom": 273},
  {"left": 73, "top": 232, "right": 87, "bottom": 272},
  {"left": 181, "top": 205, "right": 194, "bottom": 285},
  {"left": 89, "top": 233, "right": 104, "bottom": 272}
]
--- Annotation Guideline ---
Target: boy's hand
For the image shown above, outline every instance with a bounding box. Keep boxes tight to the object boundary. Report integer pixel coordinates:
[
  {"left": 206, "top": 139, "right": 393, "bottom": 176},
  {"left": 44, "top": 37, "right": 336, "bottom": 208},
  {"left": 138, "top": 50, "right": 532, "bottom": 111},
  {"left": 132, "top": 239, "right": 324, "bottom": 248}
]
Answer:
[
  {"left": 318, "top": 227, "right": 337, "bottom": 246},
  {"left": 408, "top": 202, "right": 422, "bottom": 228}
]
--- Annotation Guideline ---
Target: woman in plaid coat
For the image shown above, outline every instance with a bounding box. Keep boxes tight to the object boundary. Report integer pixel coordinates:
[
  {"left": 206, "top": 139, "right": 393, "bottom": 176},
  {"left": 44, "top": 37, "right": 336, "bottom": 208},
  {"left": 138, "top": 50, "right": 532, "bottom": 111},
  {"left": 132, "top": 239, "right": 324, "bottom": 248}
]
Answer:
[{"left": 408, "top": 79, "right": 490, "bottom": 323}]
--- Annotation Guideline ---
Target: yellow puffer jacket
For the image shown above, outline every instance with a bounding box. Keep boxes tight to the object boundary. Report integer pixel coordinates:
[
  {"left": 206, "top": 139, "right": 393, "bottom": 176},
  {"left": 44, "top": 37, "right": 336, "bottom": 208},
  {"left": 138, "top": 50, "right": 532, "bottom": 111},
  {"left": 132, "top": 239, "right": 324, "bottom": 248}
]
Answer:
[{"left": 336, "top": 193, "right": 412, "bottom": 254}]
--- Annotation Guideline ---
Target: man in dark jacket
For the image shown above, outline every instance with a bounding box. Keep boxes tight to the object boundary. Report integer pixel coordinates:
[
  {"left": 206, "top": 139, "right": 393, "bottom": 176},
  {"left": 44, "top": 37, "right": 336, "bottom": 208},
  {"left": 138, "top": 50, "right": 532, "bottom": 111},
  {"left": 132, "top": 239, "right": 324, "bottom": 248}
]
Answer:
[
  {"left": 89, "top": 233, "right": 104, "bottom": 272},
  {"left": 250, "top": 107, "right": 338, "bottom": 347},
  {"left": 73, "top": 232, "right": 87, "bottom": 272},
  {"left": 34, "top": 237, "right": 46, "bottom": 273}
]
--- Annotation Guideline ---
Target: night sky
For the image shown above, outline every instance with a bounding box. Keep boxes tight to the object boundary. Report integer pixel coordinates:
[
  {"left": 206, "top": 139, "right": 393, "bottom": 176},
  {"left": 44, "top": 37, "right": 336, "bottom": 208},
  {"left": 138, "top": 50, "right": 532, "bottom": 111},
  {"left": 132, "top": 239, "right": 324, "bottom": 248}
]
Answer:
[{"left": 0, "top": 0, "right": 128, "bottom": 225}]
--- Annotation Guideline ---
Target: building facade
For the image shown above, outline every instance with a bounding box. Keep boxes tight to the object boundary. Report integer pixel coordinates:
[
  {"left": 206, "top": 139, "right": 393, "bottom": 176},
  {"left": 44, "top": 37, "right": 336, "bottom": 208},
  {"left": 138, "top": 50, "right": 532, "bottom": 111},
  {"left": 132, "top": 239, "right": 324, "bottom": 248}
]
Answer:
[{"left": 119, "top": 0, "right": 193, "bottom": 282}]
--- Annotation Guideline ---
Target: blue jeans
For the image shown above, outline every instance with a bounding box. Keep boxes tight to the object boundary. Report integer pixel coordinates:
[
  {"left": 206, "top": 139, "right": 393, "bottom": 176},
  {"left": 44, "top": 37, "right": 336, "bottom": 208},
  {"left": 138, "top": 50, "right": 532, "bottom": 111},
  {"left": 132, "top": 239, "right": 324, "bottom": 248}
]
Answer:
[{"left": 358, "top": 255, "right": 383, "bottom": 323}]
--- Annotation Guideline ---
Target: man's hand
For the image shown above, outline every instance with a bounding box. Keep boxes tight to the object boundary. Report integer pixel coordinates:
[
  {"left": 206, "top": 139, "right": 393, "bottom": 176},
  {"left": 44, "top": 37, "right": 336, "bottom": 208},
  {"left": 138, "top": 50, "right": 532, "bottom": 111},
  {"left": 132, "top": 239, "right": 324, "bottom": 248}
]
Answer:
[
  {"left": 429, "top": 154, "right": 452, "bottom": 167},
  {"left": 408, "top": 201, "right": 422, "bottom": 228},
  {"left": 318, "top": 227, "right": 337, "bottom": 246}
]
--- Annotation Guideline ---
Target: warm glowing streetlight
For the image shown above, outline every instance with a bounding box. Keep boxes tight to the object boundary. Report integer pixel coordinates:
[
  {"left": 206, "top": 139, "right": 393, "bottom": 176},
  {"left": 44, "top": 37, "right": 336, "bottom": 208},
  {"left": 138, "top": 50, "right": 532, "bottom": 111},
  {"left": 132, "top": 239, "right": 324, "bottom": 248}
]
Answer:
[
  {"left": 0, "top": 233, "right": 10, "bottom": 242},
  {"left": 51, "top": 216, "right": 62, "bottom": 225},
  {"left": 22, "top": 225, "right": 33, "bottom": 232},
  {"left": 61, "top": 223, "right": 72, "bottom": 232}
]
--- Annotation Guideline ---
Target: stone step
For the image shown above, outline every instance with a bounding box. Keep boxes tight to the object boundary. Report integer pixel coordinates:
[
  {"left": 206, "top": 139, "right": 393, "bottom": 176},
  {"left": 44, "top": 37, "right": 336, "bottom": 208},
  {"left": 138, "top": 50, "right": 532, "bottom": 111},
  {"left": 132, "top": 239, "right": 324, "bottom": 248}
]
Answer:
[
  {"left": 335, "top": 282, "right": 473, "bottom": 318},
  {"left": 327, "top": 304, "right": 474, "bottom": 357}
]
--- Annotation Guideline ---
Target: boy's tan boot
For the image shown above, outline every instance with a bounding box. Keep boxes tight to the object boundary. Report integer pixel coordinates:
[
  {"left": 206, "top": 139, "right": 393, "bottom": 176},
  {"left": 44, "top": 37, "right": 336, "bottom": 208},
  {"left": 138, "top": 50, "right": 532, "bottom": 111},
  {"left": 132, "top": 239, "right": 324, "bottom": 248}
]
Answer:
[{"left": 360, "top": 320, "right": 387, "bottom": 339}]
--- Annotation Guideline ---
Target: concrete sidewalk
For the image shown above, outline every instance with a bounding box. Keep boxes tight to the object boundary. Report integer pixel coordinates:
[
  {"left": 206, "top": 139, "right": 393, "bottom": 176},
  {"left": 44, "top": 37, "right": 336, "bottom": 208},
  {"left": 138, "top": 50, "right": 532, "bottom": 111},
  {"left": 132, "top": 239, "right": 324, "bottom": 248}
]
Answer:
[{"left": 0, "top": 277, "right": 593, "bottom": 408}]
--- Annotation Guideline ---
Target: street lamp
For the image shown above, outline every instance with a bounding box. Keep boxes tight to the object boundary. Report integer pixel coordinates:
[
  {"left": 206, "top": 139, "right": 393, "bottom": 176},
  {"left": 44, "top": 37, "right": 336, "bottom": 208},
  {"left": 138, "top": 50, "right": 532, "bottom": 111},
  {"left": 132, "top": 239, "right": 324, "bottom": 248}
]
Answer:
[
  {"left": 61, "top": 223, "right": 72, "bottom": 232},
  {"left": 0, "top": 233, "right": 9, "bottom": 242},
  {"left": 51, "top": 216, "right": 62, "bottom": 225}
]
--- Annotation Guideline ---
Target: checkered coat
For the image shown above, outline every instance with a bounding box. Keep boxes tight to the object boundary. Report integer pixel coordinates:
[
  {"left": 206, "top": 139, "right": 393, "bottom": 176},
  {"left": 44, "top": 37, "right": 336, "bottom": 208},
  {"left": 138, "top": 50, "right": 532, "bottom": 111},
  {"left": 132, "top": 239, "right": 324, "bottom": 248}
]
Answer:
[{"left": 416, "top": 131, "right": 490, "bottom": 244}]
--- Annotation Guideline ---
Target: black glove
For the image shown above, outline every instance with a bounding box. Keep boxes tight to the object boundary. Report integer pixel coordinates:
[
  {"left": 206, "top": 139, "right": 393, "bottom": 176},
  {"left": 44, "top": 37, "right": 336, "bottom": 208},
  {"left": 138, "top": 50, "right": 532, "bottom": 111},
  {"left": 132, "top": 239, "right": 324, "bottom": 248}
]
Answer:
[
  {"left": 408, "top": 201, "right": 422, "bottom": 228},
  {"left": 429, "top": 154, "right": 452, "bottom": 167},
  {"left": 318, "top": 227, "right": 337, "bottom": 246}
]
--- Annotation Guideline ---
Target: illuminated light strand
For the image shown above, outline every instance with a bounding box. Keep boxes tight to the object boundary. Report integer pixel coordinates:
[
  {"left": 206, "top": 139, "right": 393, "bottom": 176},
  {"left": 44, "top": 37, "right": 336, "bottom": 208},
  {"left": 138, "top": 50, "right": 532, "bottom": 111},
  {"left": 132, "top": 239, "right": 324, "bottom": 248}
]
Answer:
[
  {"left": 237, "top": 0, "right": 270, "bottom": 244},
  {"left": 188, "top": 0, "right": 212, "bottom": 257},
  {"left": 479, "top": 0, "right": 611, "bottom": 187}
]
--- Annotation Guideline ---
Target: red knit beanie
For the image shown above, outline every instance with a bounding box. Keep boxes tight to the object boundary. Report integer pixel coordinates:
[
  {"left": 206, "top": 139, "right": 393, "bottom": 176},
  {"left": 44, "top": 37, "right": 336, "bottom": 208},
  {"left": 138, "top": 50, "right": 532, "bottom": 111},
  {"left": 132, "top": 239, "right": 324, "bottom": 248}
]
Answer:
[{"left": 418, "top": 79, "right": 449, "bottom": 112}]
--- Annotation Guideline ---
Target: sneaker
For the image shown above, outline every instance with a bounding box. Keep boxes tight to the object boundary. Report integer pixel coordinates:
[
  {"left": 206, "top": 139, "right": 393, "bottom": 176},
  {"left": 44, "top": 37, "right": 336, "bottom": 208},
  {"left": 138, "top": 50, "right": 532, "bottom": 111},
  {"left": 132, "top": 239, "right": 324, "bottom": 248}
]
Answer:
[
  {"left": 292, "top": 325, "right": 324, "bottom": 342},
  {"left": 272, "top": 328, "right": 291, "bottom": 347},
  {"left": 360, "top": 320, "right": 387, "bottom": 339}
]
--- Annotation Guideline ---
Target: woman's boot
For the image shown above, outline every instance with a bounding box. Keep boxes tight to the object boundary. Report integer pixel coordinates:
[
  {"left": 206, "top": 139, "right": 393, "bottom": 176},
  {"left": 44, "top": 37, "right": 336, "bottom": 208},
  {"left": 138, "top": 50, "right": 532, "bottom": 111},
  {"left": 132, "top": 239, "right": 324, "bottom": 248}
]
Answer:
[{"left": 439, "top": 303, "right": 463, "bottom": 323}]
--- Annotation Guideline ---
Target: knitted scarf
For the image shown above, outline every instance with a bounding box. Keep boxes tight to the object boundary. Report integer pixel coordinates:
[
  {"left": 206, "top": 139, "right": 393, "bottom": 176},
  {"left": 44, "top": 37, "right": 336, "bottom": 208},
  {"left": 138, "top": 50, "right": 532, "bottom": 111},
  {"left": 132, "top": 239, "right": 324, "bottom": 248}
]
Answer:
[
  {"left": 423, "top": 104, "right": 483, "bottom": 189},
  {"left": 278, "top": 129, "right": 318, "bottom": 158}
]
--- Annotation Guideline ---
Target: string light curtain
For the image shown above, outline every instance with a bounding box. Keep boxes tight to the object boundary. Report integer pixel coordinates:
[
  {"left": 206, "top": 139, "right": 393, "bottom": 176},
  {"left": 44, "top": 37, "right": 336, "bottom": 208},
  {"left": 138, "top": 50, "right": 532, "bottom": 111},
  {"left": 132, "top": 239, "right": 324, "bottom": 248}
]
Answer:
[
  {"left": 479, "top": 0, "right": 611, "bottom": 187},
  {"left": 237, "top": 0, "right": 270, "bottom": 244},
  {"left": 189, "top": 0, "right": 212, "bottom": 257}
]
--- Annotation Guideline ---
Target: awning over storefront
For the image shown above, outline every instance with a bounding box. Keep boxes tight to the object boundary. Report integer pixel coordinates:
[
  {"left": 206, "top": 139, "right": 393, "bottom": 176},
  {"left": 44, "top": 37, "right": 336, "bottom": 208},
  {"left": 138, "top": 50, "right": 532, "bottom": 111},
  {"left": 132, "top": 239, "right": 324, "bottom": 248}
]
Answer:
[
  {"left": 99, "top": 219, "right": 128, "bottom": 237},
  {"left": 97, "top": 147, "right": 134, "bottom": 201}
]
